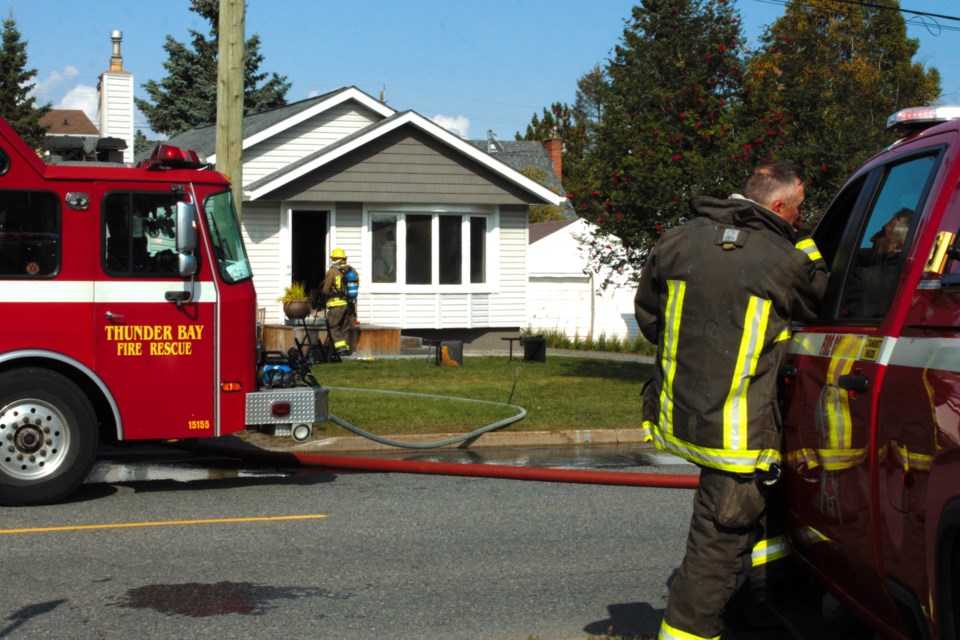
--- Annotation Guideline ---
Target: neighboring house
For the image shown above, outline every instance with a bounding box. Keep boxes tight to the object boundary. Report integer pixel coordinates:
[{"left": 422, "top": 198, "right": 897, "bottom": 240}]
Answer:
[
  {"left": 40, "top": 31, "right": 133, "bottom": 164},
  {"left": 39, "top": 110, "right": 99, "bottom": 137},
  {"left": 468, "top": 133, "right": 575, "bottom": 220},
  {"left": 164, "top": 87, "right": 564, "bottom": 344},
  {"left": 527, "top": 218, "right": 639, "bottom": 342}
]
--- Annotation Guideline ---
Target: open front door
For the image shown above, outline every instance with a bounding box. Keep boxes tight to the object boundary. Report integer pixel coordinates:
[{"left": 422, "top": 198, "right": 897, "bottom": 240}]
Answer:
[{"left": 290, "top": 209, "right": 328, "bottom": 308}]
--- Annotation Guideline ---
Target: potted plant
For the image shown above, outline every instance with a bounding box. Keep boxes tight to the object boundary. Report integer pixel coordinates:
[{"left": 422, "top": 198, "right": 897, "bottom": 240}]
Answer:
[{"left": 279, "top": 281, "right": 311, "bottom": 319}]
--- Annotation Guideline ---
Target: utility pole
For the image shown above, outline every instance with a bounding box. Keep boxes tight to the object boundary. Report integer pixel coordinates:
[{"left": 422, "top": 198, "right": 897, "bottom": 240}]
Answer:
[{"left": 216, "top": 0, "right": 244, "bottom": 220}]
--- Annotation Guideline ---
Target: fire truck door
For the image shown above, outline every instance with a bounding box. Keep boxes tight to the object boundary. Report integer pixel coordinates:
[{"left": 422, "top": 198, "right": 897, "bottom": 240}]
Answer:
[
  {"left": 782, "top": 151, "right": 938, "bottom": 628},
  {"left": 93, "top": 188, "right": 215, "bottom": 440}
]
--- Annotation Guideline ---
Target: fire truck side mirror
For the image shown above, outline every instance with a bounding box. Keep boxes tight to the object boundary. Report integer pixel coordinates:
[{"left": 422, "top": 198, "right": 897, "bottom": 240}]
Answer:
[
  {"left": 178, "top": 254, "right": 198, "bottom": 277},
  {"left": 176, "top": 201, "right": 197, "bottom": 253}
]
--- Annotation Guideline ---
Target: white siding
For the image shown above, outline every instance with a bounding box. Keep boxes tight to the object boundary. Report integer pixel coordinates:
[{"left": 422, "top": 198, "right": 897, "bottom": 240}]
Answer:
[
  {"left": 527, "top": 219, "right": 639, "bottom": 341},
  {"left": 490, "top": 208, "right": 526, "bottom": 326},
  {"left": 98, "top": 72, "right": 134, "bottom": 164},
  {"left": 243, "top": 203, "right": 283, "bottom": 324},
  {"left": 243, "top": 105, "right": 382, "bottom": 184}
]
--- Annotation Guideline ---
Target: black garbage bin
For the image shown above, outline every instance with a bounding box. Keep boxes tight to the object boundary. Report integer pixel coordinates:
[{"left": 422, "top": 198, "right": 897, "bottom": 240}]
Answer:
[{"left": 523, "top": 336, "right": 546, "bottom": 362}]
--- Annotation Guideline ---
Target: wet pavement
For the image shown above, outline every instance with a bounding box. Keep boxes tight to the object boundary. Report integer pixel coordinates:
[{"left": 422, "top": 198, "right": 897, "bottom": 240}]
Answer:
[{"left": 87, "top": 441, "right": 695, "bottom": 486}]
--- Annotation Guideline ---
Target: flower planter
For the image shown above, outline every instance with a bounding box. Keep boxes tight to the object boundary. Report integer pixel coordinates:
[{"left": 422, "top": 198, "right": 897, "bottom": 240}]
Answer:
[{"left": 282, "top": 301, "right": 311, "bottom": 320}]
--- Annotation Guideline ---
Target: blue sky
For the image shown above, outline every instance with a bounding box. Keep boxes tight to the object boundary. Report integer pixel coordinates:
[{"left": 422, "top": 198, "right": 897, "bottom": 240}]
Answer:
[{"left": 6, "top": 0, "right": 960, "bottom": 141}]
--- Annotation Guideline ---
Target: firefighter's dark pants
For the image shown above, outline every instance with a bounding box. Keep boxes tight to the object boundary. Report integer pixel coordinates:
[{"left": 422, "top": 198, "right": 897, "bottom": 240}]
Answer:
[
  {"left": 660, "top": 467, "right": 770, "bottom": 639},
  {"left": 326, "top": 304, "right": 354, "bottom": 354}
]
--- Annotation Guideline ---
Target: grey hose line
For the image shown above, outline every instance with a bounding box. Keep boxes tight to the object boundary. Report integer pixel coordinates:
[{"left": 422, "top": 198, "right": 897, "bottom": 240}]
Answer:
[{"left": 324, "top": 386, "right": 526, "bottom": 449}]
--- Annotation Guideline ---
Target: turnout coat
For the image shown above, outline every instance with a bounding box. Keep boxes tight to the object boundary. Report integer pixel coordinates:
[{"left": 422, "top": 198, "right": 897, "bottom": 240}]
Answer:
[{"left": 635, "top": 195, "right": 828, "bottom": 474}]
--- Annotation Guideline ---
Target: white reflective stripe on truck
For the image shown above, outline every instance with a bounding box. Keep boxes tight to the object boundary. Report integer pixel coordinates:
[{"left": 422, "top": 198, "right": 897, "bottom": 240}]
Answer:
[
  {"left": 0, "top": 280, "right": 218, "bottom": 303},
  {"left": 788, "top": 332, "right": 960, "bottom": 373}
]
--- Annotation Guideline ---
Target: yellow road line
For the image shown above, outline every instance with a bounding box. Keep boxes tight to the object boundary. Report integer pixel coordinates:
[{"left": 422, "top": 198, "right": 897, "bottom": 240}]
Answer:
[{"left": 0, "top": 514, "right": 328, "bottom": 535}]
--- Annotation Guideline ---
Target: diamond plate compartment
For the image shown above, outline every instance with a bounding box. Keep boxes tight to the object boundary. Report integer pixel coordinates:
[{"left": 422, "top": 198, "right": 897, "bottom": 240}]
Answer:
[{"left": 245, "top": 386, "right": 328, "bottom": 426}]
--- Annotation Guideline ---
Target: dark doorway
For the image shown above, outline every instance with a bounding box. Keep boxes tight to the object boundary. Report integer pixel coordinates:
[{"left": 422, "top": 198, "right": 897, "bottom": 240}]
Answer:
[{"left": 291, "top": 210, "right": 328, "bottom": 308}]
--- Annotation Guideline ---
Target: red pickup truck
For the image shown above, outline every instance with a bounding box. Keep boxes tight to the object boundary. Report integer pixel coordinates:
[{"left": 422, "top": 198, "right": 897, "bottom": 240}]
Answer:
[{"left": 777, "top": 106, "right": 960, "bottom": 639}]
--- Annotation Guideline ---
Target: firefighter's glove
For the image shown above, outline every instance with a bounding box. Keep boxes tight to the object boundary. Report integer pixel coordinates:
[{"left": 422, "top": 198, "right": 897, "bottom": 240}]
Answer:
[{"left": 756, "top": 463, "right": 782, "bottom": 487}]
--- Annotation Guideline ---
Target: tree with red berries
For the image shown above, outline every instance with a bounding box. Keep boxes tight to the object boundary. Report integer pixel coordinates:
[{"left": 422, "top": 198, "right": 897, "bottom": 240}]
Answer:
[
  {"left": 744, "top": 0, "right": 940, "bottom": 215},
  {"left": 574, "top": 0, "right": 772, "bottom": 283}
]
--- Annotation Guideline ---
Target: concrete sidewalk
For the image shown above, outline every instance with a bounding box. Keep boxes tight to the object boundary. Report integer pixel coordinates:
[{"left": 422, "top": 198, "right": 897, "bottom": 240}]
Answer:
[{"left": 236, "top": 426, "right": 650, "bottom": 455}]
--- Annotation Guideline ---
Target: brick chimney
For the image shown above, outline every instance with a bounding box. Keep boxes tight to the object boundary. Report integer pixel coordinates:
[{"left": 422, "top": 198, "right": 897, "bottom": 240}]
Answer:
[{"left": 542, "top": 133, "right": 562, "bottom": 183}]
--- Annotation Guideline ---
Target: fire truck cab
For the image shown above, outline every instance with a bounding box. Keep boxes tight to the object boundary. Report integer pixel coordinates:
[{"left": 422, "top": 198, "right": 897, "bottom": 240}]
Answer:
[
  {"left": 0, "top": 118, "right": 322, "bottom": 506},
  {"left": 780, "top": 106, "right": 960, "bottom": 639}
]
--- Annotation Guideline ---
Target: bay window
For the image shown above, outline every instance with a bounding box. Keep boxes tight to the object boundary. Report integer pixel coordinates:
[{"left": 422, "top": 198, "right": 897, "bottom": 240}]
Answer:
[{"left": 369, "top": 210, "right": 491, "bottom": 287}]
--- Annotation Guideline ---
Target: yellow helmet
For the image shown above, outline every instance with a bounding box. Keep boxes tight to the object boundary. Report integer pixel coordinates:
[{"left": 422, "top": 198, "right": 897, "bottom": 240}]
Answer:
[{"left": 331, "top": 247, "right": 346, "bottom": 260}]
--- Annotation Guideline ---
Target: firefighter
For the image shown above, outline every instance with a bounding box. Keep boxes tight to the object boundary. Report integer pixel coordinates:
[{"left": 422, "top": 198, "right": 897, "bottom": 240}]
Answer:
[
  {"left": 321, "top": 247, "right": 357, "bottom": 357},
  {"left": 634, "top": 162, "right": 828, "bottom": 639}
]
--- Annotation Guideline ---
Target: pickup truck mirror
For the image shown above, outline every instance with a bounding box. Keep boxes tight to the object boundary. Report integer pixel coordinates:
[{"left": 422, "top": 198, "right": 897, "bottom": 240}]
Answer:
[{"left": 176, "top": 201, "right": 197, "bottom": 253}]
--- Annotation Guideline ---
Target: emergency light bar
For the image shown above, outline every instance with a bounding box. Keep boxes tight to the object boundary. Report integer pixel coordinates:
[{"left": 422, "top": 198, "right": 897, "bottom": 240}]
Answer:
[
  {"left": 140, "top": 144, "right": 206, "bottom": 170},
  {"left": 887, "top": 106, "right": 960, "bottom": 132}
]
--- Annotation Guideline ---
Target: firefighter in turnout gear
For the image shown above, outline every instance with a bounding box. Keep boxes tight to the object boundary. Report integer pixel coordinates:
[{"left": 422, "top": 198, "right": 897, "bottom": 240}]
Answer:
[
  {"left": 635, "top": 162, "right": 828, "bottom": 639},
  {"left": 322, "top": 247, "right": 358, "bottom": 357}
]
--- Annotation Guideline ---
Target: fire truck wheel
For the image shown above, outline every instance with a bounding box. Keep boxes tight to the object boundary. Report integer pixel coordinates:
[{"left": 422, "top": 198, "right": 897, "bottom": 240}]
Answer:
[{"left": 0, "top": 368, "right": 99, "bottom": 506}]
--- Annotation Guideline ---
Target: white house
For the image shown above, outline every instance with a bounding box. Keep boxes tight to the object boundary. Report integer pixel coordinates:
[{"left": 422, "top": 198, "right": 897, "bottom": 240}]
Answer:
[
  {"left": 164, "top": 87, "right": 564, "bottom": 347},
  {"left": 527, "top": 218, "right": 640, "bottom": 342}
]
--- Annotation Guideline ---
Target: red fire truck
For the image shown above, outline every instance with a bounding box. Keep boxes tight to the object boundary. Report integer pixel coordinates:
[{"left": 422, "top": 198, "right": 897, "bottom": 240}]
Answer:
[
  {"left": 777, "top": 106, "right": 960, "bottom": 639},
  {"left": 0, "top": 117, "right": 321, "bottom": 507}
]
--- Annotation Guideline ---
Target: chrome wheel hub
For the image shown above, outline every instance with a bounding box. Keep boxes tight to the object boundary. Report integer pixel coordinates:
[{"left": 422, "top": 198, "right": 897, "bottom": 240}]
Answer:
[{"left": 0, "top": 399, "right": 70, "bottom": 481}]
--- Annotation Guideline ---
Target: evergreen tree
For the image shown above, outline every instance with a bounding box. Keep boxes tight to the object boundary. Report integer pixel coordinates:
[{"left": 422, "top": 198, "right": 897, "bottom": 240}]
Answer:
[
  {"left": 0, "top": 14, "right": 49, "bottom": 149},
  {"left": 134, "top": 129, "right": 160, "bottom": 157},
  {"left": 518, "top": 67, "right": 606, "bottom": 224},
  {"left": 137, "top": 0, "right": 290, "bottom": 137},
  {"left": 574, "top": 0, "right": 753, "bottom": 281},
  {"left": 745, "top": 0, "right": 940, "bottom": 216}
]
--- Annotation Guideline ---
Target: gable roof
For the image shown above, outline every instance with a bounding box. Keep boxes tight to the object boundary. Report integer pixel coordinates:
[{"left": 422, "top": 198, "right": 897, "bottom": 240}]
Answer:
[
  {"left": 529, "top": 218, "right": 579, "bottom": 244},
  {"left": 159, "top": 86, "right": 396, "bottom": 160},
  {"left": 469, "top": 139, "right": 575, "bottom": 218},
  {"left": 40, "top": 110, "right": 98, "bottom": 135},
  {"left": 245, "top": 110, "right": 565, "bottom": 206}
]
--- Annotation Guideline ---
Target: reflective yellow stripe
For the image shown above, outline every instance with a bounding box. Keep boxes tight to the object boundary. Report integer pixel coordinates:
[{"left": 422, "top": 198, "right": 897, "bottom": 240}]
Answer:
[
  {"left": 775, "top": 327, "right": 792, "bottom": 342},
  {"left": 649, "top": 426, "right": 781, "bottom": 473},
  {"left": 751, "top": 535, "right": 791, "bottom": 567},
  {"left": 796, "top": 237, "right": 822, "bottom": 262},
  {"left": 787, "top": 447, "right": 820, "bottom": 469},
  {"left": 793, "top": 525, "right": 830, "bottom": 546},
  {"left": 659, "top": 280, "right": 686, "bottom": 438},
  {"left": 326, "top": 298, "right": 348, "bottom": 308},
  {"left": 723, "top": 296, "right": 771, "bottom": 451},
  {"left": 641, "top": 420, "right": 654, "bottom": 443},
  {"left": 821, "top": 335, "right": 861, "bottom": 450},
  {"left": 659, "top": 618, "right": 719, "bottom": 640},
  {"left": 818, "top": 446, "right": 868, "bottom": 471}
]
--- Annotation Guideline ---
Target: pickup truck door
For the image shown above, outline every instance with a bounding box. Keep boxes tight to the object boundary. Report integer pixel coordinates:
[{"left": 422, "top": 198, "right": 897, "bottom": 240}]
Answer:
[{"left": 781, "top": 148, "right": 945, "bottom": 633}]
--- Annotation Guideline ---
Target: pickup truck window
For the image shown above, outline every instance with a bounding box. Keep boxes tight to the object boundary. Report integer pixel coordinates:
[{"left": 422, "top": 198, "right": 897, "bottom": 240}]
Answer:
[{"left": 829, "top": 154, "right": 938, "bottom": 322}]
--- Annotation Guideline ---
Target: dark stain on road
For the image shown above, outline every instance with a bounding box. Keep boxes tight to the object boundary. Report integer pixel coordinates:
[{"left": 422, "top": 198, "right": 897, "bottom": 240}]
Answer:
[{"left": 115, "top": 581, "right": 350, "bottom": 617}]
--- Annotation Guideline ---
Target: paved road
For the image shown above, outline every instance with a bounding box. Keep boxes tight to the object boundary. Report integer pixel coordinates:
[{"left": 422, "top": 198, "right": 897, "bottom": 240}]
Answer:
[{"left": 1, "top": 448, "right": 697, "bottom": 640}]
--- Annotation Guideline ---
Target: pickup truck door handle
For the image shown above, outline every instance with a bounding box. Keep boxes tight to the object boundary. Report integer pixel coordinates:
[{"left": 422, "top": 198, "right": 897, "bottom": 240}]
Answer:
[{"left": 838, "top": 374, "right": 869, "bottom": 394}]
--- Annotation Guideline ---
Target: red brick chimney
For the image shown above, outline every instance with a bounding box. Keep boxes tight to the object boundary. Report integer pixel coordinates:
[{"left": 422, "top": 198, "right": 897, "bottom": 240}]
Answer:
[{"left": 542, "top": 135, "right": 562, "bottom": 183}]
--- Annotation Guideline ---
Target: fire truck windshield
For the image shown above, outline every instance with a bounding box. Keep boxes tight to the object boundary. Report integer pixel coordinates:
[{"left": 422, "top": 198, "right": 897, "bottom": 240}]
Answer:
[{"left": 202, "top": 189, "right": 252, "bottom": 284}]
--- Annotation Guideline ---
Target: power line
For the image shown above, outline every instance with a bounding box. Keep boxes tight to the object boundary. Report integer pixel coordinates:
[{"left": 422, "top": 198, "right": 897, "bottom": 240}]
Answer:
[
  {"left": 749, "top": 0, "right": 960, "bottom": 34},
  {"left": 829, "top": 0, "right": 960, "bottom": 22}
]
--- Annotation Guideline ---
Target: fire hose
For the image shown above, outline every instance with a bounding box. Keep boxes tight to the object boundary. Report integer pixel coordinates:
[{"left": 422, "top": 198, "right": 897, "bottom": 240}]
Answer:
[{"left": 241, "top": 352, "right": 701, "bottom": 488}]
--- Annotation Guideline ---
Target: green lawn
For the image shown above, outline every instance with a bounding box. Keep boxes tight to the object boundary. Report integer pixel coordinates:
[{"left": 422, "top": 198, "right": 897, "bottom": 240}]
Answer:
[{"left": 308, "top": 355, "right": 654, "bottom": 437}]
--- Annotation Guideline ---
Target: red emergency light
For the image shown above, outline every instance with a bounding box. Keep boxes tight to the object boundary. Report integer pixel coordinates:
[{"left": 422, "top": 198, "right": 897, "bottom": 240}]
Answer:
[{"left": 140, "top": 144, "right": 207, "bottom": 170}]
